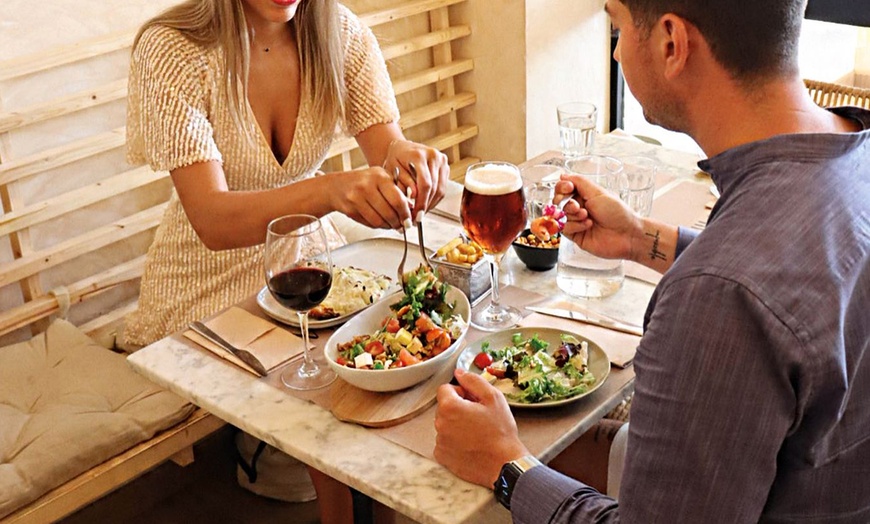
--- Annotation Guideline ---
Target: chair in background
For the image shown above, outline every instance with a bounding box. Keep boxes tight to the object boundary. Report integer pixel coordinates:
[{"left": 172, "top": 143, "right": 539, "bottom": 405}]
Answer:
[{"left": 805, "top": 79, "right": 870, "bottom": 109}]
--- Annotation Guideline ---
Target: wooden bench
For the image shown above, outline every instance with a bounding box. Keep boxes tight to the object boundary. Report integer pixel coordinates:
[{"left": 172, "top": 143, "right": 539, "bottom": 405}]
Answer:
[{"left": 0, "top": 1, "right": 476, "bottom": 521}]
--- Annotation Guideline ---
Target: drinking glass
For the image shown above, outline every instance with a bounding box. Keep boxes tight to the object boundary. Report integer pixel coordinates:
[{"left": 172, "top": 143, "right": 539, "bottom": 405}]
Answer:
[
  {"left": 521, "top": 164, "right": 564, "bottom": 223},
  {"left": 558, "top": 156, "right": 625, "bottom": 299},
  {"left": 619, "top": 156, "right": 657, "bottom": 217},
  {"left": 265, "top": 214, "right": 336, "bottom": 390},
  {"left": 557, "top": 102, "right": 598, "bottom": 158},
  {"left": 461, "top": 162, "right": 527, "bottom": 331}
]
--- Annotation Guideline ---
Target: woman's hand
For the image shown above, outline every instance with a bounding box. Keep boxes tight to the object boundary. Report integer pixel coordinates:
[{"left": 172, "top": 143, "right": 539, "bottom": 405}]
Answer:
[
  {"left": 384, "top": 139, "right": 449, "bottom": 221},
  {"left": 555, "top": 173, "right": 642, "bottom": 261},
  {"left": 434, "top": 369, "right": 529, "bottom": 487},
  {"left": 329, "top": 166, "right": 413, "bottom": 230}
]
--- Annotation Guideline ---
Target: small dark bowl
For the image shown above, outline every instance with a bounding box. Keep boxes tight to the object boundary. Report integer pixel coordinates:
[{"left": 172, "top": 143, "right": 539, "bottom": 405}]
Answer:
[{"left": 512, "top": 228, "right": 560, "bottom": 271}]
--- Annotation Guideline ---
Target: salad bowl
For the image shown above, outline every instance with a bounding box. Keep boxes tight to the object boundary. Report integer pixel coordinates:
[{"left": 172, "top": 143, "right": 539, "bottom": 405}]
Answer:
[{"left": 325, "top": 282, "right": 470, "bottom": 392}]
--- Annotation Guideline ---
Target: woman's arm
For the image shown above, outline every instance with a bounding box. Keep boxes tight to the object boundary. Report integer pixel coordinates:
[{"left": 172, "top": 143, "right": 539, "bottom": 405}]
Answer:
[
  {"left": 355, "top": 122, "right": 449, "bottom": 221},
  {"left": 171, "top": 160, "right": 411, "bottom": 250}
]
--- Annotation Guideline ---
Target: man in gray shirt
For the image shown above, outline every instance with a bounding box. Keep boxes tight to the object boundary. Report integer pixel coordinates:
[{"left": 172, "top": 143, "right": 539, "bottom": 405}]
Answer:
[{"left": 434, "top": 0, "right": 870, "bottom": 522}]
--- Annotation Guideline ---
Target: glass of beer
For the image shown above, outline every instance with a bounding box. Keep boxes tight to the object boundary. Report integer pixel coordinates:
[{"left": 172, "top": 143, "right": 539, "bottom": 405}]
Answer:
[{"left": 461, "top": 162, "right": 527, "bottom": 331}]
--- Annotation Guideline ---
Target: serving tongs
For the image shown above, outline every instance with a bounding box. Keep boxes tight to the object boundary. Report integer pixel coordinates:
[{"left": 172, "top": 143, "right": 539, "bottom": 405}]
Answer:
[
  {"left": 394, "top": 167, "right": 409, "bottom": 285},
  {"left": 407, "top": 162, "right": 435, "bottom": 273}
]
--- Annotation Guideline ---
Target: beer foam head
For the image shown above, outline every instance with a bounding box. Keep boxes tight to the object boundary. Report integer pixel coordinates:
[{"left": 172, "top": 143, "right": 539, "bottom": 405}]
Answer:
[{"left": 465, "top": 163, "right": 523, "bottom": 195}]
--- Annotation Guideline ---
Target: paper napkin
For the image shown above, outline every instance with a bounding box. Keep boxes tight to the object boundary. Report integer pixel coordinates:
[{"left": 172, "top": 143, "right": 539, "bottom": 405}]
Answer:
[{"left": 183, "top": 306, "right": 307, "bottom": 376}]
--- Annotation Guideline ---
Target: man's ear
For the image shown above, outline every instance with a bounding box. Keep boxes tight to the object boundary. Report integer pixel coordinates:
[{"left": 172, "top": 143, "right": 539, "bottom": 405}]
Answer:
[{"left": 656, "top": 14, "right": 691, "bottom": 81}]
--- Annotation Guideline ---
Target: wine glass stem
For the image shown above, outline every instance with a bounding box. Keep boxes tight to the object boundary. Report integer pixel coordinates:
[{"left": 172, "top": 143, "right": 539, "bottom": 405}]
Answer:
[
  {"left": 297, "top": 310, "right": 317, "bottom": 375},
  {"left": 488, "top": 253, "right": 503, "bottom": 309}
]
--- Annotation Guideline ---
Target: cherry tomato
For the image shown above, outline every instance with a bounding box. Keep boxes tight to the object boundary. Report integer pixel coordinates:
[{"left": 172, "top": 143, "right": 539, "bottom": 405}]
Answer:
[
  {"left": 336, "top": 356, "right": 348, "bottom": 366},
  {"left": 365, "top": 340, "right": 386, "bottom": 356},
  {"left": 485, "top": 366, "right": 506, "bottom": 378},
  {"left": 425, "top": 327, "right": 446, "bottom": 343},
  {"left": 415, "top": 313, "right": 436, "bottom": 333},
  {"left": 473, "top": 352, "right": 493, "bottom": 369},
  {"left": 398, "top": 348, "right": 421, "bottom": 367},
  {"left": 384, "top": 318, "right": 400, "bottom": 333}
]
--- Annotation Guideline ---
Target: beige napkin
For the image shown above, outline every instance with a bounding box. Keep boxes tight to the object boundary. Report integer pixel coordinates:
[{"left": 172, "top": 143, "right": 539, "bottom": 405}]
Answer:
[
  {"left": 429, "top": 181, "right": 462, "bottom": 221},
  {"left": 183, "top": 306, "right": 307, "bottom": 376},
  {"left": 519, "top": 308, "right": 640, "bottom": 368}
]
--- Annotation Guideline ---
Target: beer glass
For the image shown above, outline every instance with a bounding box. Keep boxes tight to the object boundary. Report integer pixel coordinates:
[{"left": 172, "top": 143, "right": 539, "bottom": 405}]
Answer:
[{"left": 460, "top": 162, "right": 527, "bottom": 331}]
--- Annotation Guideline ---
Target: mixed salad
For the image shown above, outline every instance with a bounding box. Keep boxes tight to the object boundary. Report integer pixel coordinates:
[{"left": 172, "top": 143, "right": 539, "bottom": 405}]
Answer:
[
  {"left": 335, "top": 265, "right": 466, "bottom": 370},
  {"left": 472, "top": 332, "right": 596, "bottom": 403}
]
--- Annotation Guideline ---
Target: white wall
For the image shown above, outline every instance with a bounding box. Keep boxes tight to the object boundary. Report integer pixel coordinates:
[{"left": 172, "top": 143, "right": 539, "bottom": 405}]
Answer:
[
  {"left": 452, "top": 0, "right": 611, "bottom": 164},
  {"left": 526, "top": 0, "right": 610, "bottom": 160},
  {"left": 0, "top": 1, "right": 179, "bottom": 61}
]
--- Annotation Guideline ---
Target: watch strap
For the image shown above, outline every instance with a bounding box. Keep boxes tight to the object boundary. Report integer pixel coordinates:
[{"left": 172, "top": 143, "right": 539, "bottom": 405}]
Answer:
[{"left": 494, "top": 455, "right": 543, "bottom": 509}]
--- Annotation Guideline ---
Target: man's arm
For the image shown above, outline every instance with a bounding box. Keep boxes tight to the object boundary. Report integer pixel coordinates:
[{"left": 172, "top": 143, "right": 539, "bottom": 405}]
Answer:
[
  {"left": 510, "top": 274, "right": 795, "bottom": 523},
  {"left": 557, "top": 176, "right": 698, "bottom": 275}
]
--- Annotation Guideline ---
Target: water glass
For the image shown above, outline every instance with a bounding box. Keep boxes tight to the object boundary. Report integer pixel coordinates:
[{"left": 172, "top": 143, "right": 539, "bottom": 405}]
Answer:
[
  {"left": 558, "top": 155, "right": 625, "bottom": 299},
  {"left": 557, "top": 102, "right": 597, "bottom": 158},
  {"left": 521, "top": 164, "right": 564, "bottom": 222},
  {"left": 620, "top": 156, "right": 657, "bottom": 217}
]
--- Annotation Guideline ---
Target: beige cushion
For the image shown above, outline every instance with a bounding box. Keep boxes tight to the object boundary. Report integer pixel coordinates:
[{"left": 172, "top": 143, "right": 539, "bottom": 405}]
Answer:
[{"left": 0, "top": 319, "right": 194, "bottom": 519}]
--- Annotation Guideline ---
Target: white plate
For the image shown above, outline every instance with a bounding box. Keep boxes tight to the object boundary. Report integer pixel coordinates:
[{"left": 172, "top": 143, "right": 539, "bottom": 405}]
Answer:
[
  {"left": 456, "top": 327, "right": 610, "bottom": 408},
  {"left": 257, "top": 237, "right": 430, "bottom": 329}
]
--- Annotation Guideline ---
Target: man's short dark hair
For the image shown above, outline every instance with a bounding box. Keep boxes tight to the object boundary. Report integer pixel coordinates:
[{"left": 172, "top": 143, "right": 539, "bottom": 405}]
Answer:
[{"left": 620, "top": 0, "right": 807, "bottom": 83}]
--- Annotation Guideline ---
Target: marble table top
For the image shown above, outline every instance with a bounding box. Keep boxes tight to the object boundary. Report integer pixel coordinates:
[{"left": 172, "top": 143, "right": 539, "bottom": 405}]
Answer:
[{"left": 128, "top": 133, "right": 707, "bottom": 524}]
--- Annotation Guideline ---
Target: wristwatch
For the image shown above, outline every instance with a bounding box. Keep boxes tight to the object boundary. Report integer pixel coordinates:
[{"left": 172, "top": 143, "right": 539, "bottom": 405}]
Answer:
[{"left": 493, "top": 455, "right": 543, "bottom": 510}]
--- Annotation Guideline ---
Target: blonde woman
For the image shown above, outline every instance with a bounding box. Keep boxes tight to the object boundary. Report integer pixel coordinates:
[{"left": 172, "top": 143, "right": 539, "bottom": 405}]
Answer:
[{"left": 124, "top": 0, "right": 446, "bottom": 521}]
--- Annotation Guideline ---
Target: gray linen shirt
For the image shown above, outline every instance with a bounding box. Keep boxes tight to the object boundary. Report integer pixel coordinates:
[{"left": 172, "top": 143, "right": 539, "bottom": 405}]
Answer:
[{"left": 512, "top": 107, "right": 870, "bottom": 523}]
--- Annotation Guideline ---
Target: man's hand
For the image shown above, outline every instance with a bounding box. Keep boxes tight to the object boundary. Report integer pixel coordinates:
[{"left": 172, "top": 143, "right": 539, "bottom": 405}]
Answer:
[
  {"left": 555, "top": 174, "right": 642, "bottom": 261},
  {"left": 434, "top": 369, "right": 530, "bottom": 487}
]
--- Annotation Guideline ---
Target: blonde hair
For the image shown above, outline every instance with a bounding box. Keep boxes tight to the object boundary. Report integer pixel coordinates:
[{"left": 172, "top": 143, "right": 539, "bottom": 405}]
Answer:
[{"left": 134, "top": 0, "right": 345, "bottom": 142}]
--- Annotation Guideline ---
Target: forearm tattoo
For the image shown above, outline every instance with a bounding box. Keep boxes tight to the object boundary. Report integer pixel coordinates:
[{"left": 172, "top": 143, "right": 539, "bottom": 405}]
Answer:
[{"left": 646, "top": 230, "right": 667, "bottom": 262}]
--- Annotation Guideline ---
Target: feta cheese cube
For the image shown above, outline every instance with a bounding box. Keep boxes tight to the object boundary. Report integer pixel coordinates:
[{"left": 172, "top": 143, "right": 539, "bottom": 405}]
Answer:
[{"left": 354, "top": 352, "right": 374, "bottom": 368}]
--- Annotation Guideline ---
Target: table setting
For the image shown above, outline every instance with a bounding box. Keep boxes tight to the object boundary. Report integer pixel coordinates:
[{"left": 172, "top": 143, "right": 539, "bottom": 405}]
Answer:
[{"left": 127, "top": 131, "right": 714, "bottom": 524}]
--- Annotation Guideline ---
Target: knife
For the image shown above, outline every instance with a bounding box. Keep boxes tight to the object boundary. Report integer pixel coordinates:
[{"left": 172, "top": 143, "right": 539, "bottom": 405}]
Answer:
[
  {"left": 189, "top": 321, "right": 269, "bottom": 377},
  {"left": 525, "top": 306, "right": 644, "bottom": 337}
]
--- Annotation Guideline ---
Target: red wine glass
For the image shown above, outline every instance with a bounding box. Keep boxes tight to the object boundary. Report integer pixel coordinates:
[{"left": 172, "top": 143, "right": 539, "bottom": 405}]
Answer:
[{"left": 265, "top": 215, "right": 336, "bottom": 390}]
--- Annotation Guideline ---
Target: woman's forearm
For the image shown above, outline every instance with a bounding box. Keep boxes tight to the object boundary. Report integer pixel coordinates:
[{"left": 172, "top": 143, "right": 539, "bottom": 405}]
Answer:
[{"left": 173, "top": 172, "right": 341, "bottom": 250}]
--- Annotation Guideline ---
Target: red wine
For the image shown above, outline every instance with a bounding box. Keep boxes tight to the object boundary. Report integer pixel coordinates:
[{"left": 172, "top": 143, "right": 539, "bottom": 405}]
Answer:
[{"left": 268, "top": 267, "right": 332, "bottom": 311}]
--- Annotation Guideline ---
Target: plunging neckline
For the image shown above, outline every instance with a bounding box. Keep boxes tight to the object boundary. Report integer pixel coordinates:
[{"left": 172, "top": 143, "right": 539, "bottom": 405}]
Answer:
[{"left": 246, "top": 96, "right": 302, "bottom": 170}]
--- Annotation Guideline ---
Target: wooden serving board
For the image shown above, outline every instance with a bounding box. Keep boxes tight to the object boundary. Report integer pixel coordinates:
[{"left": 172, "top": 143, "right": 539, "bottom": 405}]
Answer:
[{"left": 329, "top": 356, "right": 458, "bottom": 428}]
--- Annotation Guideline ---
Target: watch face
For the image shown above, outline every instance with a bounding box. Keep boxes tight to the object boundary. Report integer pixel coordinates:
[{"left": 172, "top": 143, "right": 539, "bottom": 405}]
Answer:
[{"left": 494, "top": 462, "right": 524, "bottom": 509}]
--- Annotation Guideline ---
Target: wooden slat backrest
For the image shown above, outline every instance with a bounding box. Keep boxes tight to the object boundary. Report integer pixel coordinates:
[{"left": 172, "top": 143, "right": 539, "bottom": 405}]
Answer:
[
  {"left": 0, "top": 0, "right": 476, "bottom": 345},
  {"left": 805, "top": 79, "right": 870, "bottom": 109}
]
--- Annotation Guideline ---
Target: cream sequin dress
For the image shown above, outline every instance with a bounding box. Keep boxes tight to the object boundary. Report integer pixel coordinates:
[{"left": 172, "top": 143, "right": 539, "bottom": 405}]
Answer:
[{"left": 124, "top": 6, "right": 399, "bottom": 347}]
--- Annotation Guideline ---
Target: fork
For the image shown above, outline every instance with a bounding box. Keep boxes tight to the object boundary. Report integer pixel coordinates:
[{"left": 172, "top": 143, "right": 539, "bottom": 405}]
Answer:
[
  {"left": 407, "top": 162, "right": 435, "bottom": 272},
  {"left": 394, "top": 166, "right": 409, "bottom": 284}
]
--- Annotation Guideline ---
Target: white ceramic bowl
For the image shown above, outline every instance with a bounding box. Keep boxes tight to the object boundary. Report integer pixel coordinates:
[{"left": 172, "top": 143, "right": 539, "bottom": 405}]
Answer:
[{"left": 325, "top": 287, "right": 470, "bottom": 392}]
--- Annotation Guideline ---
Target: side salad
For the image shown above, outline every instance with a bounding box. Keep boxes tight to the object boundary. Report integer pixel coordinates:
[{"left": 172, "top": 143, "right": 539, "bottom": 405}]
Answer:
[
  {"left": 335, "top": 265, "right": 466, "bottom": 370},
  {"left": 472, "top": 333, "right": 596, "bottom": 403}
]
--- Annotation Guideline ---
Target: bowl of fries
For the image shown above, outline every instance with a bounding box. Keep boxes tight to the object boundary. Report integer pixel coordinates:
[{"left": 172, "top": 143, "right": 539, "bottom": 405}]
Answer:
[{"left": 429, "top": 237, "right": 491, "bottom": 306}]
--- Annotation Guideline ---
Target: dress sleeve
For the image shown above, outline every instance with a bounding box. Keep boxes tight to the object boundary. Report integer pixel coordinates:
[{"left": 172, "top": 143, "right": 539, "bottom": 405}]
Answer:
[
  {"left": 339, "top": 7, "right": 400, "bottom": 137},
  {"left": 126, "top": 25, "right": 222, "bottom": 172}
]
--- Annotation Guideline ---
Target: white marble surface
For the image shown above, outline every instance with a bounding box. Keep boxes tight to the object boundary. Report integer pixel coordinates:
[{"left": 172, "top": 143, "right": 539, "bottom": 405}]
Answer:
[{"left": 128, "top": 133, "right": 706, "bottom": 524}]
